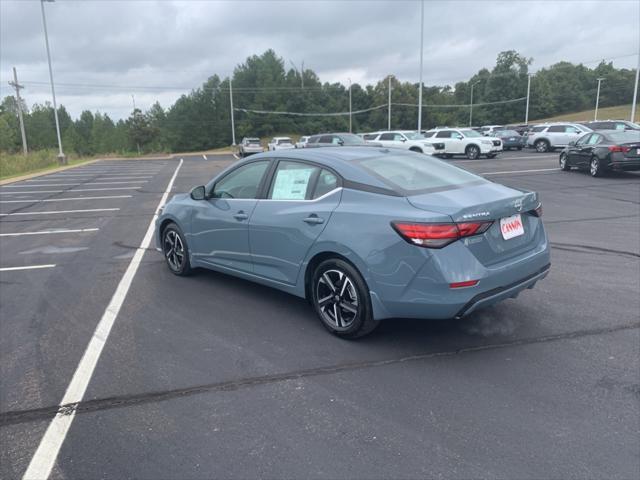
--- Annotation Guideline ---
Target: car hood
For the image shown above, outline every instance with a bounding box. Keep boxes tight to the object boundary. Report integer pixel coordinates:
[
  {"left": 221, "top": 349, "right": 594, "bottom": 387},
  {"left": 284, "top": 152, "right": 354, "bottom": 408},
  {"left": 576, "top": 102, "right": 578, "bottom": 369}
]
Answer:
[{"left": 407, "top": 182, "right": 538, "bottom": 222}]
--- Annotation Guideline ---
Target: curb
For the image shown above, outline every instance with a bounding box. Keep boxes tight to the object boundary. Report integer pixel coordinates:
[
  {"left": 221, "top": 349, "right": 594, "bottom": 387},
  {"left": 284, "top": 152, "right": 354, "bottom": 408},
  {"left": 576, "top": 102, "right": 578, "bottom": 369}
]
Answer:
[{"left": 0, "top": 159, "right": 101, "bottom": 186}]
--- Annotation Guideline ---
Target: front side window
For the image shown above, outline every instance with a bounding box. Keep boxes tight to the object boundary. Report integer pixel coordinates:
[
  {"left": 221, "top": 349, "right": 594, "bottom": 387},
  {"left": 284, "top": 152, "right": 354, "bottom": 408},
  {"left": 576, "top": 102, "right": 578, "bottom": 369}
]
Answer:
[
  {"left": 423, "top": 131, "right": 435, "bottom": 138},
  {"left": 587, "top": 134, "right": 602, "bottom": 145},
  {"left": 565, "top": 126, "right": 581, "bottom": 134},
  {"left": 213, "top": 161, "right": 269, "bottom": 199},
  {"left": 531, "top": 126, "right": 546, "bottom": 133},
  {"left": 576, "top": 134, "right": 591, "bottom": 145},
  {"left": 319, "top": 135, "right": 334, "bottom": 144},
  {"left": 379, "top": 133, "right": 395, "bottom": 141},
  {"left": 548, "top": 125, "right": 565, "bottom": 133},
  {"left": 460, "top": 129, "right": 482, "bottom": 138},
  {"left": 269, "top": 161, "right": 319, "bottom": 200},
  {"left": 393, "top": 133, "right": 406, "bottom": 141}
]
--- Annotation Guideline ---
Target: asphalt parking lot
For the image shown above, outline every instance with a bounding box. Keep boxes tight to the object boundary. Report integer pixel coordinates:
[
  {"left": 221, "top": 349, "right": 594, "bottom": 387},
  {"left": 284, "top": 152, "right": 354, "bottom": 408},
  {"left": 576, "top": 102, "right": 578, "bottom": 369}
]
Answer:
[{"left": 1, "top": 149, "right": 638, "bottom": 479}]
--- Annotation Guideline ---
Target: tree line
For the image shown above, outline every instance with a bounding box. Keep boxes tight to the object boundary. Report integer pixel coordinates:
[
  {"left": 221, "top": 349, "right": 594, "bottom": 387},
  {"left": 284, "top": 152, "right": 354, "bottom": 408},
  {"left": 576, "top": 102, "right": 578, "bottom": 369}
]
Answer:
[{"left": 0, "top": 49, "right": 636, "bottom": 155}]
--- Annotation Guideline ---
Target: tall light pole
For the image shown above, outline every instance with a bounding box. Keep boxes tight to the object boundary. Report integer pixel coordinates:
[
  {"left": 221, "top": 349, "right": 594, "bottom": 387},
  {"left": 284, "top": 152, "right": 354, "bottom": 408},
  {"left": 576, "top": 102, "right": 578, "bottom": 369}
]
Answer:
[
  {"left": 388, "top": 75, "right": 392, "bottom": 130},
  {"left": 40, "top": 0, "right": 66, "bottom": 164},
  {"left": 525, "top": 73, "right": 532, "bottom": 124},
  {"left": 631, "top": 50, "right": 639, "bottom": 123},
  {"left": 348, "top": 78, "right": 352, "bottom": 133},
  {"left": 594, "top": 77, "right": 605, "bottom": 121},
  {"left": 469, "top": 81, "right": 480, "bottom": 127},
  {"left": 417, "top": 0, "right": 424, "bottom": 132},
  {"left": 229, "top": 78, "right": 236, "bottom": 145}
]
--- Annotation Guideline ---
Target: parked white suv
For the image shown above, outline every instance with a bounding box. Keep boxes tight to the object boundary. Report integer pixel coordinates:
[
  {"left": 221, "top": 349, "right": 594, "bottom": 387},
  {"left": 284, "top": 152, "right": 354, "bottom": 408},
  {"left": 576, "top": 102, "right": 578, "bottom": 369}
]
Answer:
[
  {"left": 268, "top": 137, "right": 295, "bottom": 151},
  {"left": 425, "top": 128, "right": 503, "bottom": 159},
  {"left": 526, "top": 123, "right": 592, "bottom": 152},
  {"left": 295, "top": 136, "right": 310, "bottom": 148},
  {"left": 365, "top": 130, "right": 445, "bottom": 155}
]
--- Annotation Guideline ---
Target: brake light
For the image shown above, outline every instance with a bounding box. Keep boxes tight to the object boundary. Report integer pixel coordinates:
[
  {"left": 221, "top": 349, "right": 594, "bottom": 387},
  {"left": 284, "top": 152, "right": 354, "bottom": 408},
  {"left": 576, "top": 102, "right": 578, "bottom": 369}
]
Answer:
[
  {"left": 608, "top": 145, "right": 631, "bottom": 153},
  {"left": 391, "top": 221, "right": 493, "bottom": 248}
]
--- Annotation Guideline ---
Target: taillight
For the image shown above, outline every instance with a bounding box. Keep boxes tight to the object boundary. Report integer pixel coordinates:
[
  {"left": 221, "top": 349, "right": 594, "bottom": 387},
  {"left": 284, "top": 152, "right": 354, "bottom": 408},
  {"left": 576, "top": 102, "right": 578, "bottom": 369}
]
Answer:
[
  {"left": 608, "top": 145, "right": 631, "bottom": 153},
  {"left": 391, "top": 221, "right": 493, "bottom": 248}
]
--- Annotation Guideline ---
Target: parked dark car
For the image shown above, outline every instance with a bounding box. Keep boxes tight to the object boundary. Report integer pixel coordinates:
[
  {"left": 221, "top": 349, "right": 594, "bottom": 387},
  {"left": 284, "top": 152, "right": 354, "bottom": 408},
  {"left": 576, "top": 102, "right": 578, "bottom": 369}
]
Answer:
[
  {"left": 494, "top": 129, "right": 526, "bottom": 150},
  {"left": 577, "top": 120, "right": 640, "bottom": 132},
  {"left": 306, "top": 133, "right": 381, "bottom": 148},
  {"left": 559, "top": 130, "right": 640, "bottom": 177},
  {"left": 506, "top": 124, "right": 532, "bottom": 136}
]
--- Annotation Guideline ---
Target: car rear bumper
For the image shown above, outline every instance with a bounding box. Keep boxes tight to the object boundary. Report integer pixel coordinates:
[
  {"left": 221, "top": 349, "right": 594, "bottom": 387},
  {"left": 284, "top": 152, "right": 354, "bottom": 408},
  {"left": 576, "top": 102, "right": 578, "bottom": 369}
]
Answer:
[
  {"left": 370, "top": 231, "right": 550, "bottom": 321},
  {"left": 610, "top": 160, "right": 640, "bottom": 171}
]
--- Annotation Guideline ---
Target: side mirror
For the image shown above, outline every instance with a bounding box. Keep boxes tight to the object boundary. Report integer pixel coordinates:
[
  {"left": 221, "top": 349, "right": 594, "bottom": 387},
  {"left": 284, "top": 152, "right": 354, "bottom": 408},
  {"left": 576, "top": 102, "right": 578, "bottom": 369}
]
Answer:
[
  {"left": 338, "top": 139, "right": 344, "bottom": 146},
  {"left": 190, "top": 185, "right": 206, "bottom": 200},
  {"left": 568, "top": 141, "right": 576, "bottom": 147}
]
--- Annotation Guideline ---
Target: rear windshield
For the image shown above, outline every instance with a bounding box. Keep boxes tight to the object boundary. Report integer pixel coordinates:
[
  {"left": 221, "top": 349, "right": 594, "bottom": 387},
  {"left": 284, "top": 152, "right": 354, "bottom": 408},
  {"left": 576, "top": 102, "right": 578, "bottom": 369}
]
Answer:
[
  {"left": 496, "top": 130, "right": 520, "bottom": 136},
  {"left": 247, "top": 138, "right": 260, "bottom": 144},
  {"left": 607, "top": 131, "right": 640, "bottom": 143},
  {"left": 461, "top": 129, "right": 483, "bottom": 138},
  {"left": 339, "top": 134, "right": 366, "bottom": 145},
  {"left": 277, "top": 138, "right": 292, "bottom": 144},
  {"left": 358, "top": 154, "right": 487, "bottom": 194}
]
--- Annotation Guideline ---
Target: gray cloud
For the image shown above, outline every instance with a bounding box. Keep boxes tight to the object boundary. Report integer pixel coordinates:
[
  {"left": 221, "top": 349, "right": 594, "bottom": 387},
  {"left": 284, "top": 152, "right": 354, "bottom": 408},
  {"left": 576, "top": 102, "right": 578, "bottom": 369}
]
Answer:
[{"left": 1, "top": 0, "right": 638, "bottom": 119}]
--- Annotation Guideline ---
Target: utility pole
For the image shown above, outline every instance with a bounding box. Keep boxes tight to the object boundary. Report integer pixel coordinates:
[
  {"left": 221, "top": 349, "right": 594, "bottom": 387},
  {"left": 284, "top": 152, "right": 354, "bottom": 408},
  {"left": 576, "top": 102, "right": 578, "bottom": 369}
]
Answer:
[
  {"left": 469, "top": 81, "right": 479, "bottom": 127},
  {"left": 388, "top": 75, "right": 392, "bottom": 130},
  {"left": 594, "top": 77, "right": 605, "bottom": 120},
  {"left": 525, "top": 73, "right": 532, "bottom": 124},
  {"left": 8, "top": 67, "right": 28, "bottom": 155},
  {"left": 631, "top": 50, "right": 639, "bottom": 123},
  {"left": 348, "top": 78, "right": 352, "bottom": 133},
  {"left": 417, "top": 0, "right": 424, "bottom": 132},
  {"left": 40, "top": 0, "right": 66, "bottom": 165},
  {"left": 229, "top": 78, "right": 236, "bottom": 145},
  {"left": 131, "top": 94, "right": 136, "bottom": 111}
]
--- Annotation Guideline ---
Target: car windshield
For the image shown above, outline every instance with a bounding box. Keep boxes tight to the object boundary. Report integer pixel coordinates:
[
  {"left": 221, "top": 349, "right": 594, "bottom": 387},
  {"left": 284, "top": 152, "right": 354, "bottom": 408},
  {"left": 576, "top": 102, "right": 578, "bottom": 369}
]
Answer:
[
  {"left": 359, "top": 154, "right": 487, "bottom": 194},
  {"left": 461, "top": 129, "right": 483, "bottom": 138},
  {"left": 608, "top": 131, "right": 640, "bottom": 143},
  {"left": 496, "top": 130, "right": 520, "bottom": 136},
  {"left": 338, "top": 134, "right": 366, "bottom": 145},
  {"left": 403, "top": 132, "right": 425, "bottom": 140}
]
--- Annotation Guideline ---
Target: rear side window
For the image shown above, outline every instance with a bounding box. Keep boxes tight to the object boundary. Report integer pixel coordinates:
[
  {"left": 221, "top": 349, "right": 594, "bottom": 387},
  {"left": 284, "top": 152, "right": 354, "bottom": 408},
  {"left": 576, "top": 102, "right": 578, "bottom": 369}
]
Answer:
[
  {"left": 319, "top": 135, "right": 334, "bottom": 144},
  {"left": 379, "top": 133, "right": 395, "bottom": 141},
  {"left": 547, "top": 125, "right": 565, "bottom": 133},
  {"left": 359, "top": 154, "right": 487, "bottom": 194},
  {"left": 312, "top": 170, "right": 339, "bottom": 199},
  {"left": 269, "top": 161, "right": 319, "bottom": 200},
  {"left": 435, "top": 131, "right": 451, "bottom": 138},
  {"left": 307, "top": 136, "right": 320, "bottom": 144}
]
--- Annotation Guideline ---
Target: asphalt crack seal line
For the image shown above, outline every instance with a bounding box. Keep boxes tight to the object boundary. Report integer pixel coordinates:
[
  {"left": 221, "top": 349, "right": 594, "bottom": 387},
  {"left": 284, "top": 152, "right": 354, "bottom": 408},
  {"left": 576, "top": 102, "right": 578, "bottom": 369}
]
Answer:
[
  {"left": 2, "top": 322, "right": 637, "bottom": 429},
  {"left": 19, "top": 159, "right": 183, "bottom": 480}
]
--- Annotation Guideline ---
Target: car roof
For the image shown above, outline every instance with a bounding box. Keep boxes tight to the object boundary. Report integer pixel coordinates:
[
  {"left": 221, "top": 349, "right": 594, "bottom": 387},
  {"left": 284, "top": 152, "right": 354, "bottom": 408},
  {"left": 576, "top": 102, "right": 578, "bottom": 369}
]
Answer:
[{"left": 235, "top": 147, "right": 416, "bottom": 191}]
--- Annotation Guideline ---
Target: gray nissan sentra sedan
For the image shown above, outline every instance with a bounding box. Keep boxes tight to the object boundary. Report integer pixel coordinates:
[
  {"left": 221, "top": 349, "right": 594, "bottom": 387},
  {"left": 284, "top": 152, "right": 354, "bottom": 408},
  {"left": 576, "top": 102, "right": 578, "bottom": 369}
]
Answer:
[{"left": 156, "top": 147, "right": 550, "bottom": 338}]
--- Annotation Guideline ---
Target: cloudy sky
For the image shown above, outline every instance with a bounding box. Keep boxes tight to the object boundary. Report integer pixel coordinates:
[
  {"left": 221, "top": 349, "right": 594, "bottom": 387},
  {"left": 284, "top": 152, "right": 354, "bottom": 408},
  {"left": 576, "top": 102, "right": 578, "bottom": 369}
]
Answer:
[{"left": 1, "top": 0, "right": 638, "bottom": 120}]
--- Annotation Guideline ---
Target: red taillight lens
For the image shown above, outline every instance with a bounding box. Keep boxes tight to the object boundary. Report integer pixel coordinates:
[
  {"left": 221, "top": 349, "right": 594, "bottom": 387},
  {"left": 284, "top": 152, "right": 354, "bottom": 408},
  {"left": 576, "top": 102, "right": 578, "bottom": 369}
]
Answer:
[
  {"left": 449, "top": 280, "right": 479, "bottom": 289},
  {"left": 392, "top": 221, "right": 493, "bottom": 248},
  {"left": 528, "top": 202, "right": 543, "bottom": 217},
  {"left": 608, "top": 145, "right": 631, "bottom": 153}
]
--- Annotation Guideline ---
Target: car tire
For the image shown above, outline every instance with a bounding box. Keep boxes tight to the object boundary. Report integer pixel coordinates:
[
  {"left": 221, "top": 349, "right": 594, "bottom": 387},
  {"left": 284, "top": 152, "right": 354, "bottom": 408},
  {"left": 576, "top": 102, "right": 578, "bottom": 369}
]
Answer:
[
  {"left": 162, "top": 222, "right": 192, "bottom": 276},
  {"left": 535, "top": 139, "right": 550, "bottom": 153},
  {"left": 559, "top": 152, "right": 570, "bottom": 171},
  {"left": 465, "top": 145, "right": 480, "bottom": 160},
  {"left": 443, "top": 154, "right": 453, "bottom": 159},
  {"left": 590, "top": 156, "right": 606, "bottom": 177},
  {"left": 409, "top": 146, "right": 423, "bottom": 154},
  {"left": 311, "top": 258, "right": 378, "bottom": 339},
  {"left": 517, "top": 146, "right": 523, "bottom": 150}
]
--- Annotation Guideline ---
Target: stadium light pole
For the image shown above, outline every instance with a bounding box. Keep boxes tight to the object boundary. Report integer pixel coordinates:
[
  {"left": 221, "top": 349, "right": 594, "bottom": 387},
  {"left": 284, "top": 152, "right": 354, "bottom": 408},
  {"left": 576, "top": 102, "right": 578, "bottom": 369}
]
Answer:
[
  {"left": 229, "top": 78, "right": 236, "bottom": 145},
  {"left": 417, "top": 0, "right": 424, "bottom": 132},
  {"left": 469, "top": 81, "right": 480, "bottom": 127},
  {"left": 40, "top": 0, "right": 66, "bottom": 164},
  {"left": 525, "top": 73, "right": 532, "bottom": 124},
  {"left": 594, "top": 77, "right": 605, "bottom": 121},
  {"left": 631, "top": 51, "right": 639, "bottom": 123},
  {"left": 348, "top": 78, "right": 352, "bottom": 133},
  {"left": 388, "top": 75, "right": 392, "bottom": 130}
]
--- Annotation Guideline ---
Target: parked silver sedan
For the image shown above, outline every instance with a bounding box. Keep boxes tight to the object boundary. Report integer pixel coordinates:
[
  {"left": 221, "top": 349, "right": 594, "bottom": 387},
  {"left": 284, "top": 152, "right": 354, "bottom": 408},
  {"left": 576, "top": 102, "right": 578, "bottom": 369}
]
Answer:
[{"left": 238, "top": 137, "right": 264, "bottom": 157}]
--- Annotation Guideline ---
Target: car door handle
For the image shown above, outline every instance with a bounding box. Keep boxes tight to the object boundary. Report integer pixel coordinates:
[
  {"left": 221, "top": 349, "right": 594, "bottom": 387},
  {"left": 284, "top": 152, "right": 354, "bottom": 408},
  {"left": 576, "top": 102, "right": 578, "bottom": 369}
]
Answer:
[
  {"left": 303, "top": 215, "right": 324, "bottom": 225},
  {"left": 233, "top": 211, "right": 249, "bottom": 221}
]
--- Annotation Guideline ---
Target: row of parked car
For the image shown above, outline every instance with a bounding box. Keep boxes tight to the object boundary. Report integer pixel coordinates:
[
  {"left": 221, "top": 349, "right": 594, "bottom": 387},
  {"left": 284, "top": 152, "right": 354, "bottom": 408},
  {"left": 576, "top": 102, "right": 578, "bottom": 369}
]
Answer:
[{"left": 237, "top": 119, "right": 640, "bottom": 160}]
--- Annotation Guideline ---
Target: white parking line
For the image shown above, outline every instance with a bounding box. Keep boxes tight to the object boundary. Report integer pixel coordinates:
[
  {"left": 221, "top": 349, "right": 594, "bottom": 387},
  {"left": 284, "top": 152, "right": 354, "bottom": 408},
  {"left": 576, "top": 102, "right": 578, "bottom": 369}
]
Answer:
[
  {"left": 0, "top": 208, "right": 120, "bottom": 216},
  {"left": 0, "top": 264, "right": 56, "bottom": 272},
  {"left": 0, "top": 188, "right": 139, "bottom": 194},
  {"left": 18, "top": 181, "right": 149, "bottom": 186},
  {"left": 481, "top": 168, "right": 561, "bottom": 175},
  {"left": 232, "top": 153, "right": 240, "bottom": 159},
  {"left": 452, "top": 155, "right": 556, "bottom": 164},
  {"left": 0, "top": 228, "right": 99, "bottom": 237},
  {"left": 203, "top": 154, "right": 207, "bottom": 160},
  {"left": 22, "top": 159, "right": 183, "bottom": 480},
  {"left": 1, "top": 195, "right": 132, "bottom": 203}
]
